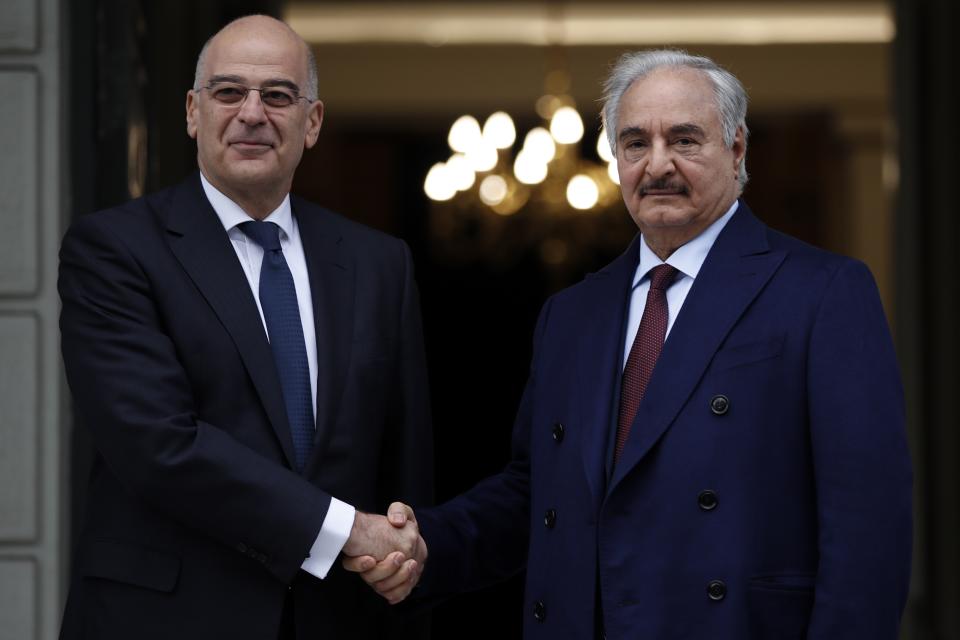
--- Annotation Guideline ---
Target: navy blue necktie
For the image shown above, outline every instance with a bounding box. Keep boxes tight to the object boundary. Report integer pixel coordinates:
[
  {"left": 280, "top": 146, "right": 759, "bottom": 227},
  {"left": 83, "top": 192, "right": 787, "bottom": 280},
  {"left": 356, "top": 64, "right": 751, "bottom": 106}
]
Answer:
[{"left": 240, "top": 221, "right": 314, "bottom": 472}]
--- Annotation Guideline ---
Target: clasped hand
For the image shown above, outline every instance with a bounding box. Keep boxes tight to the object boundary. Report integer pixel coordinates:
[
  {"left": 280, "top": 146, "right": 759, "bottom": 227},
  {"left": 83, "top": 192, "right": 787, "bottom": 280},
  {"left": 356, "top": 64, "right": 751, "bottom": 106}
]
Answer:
[{"left": 341, "top": 502, "right": 425, "bottom": 604}]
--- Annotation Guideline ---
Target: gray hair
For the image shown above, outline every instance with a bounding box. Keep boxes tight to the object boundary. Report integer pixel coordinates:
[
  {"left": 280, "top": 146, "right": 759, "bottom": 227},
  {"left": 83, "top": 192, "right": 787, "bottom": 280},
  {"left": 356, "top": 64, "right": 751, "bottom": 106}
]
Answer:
[
  {"left": 602, "top": 49, "right": 749, "bottom": 189},
  {"left": 192, "top": 16, "right": 319, "bottom": 102}
]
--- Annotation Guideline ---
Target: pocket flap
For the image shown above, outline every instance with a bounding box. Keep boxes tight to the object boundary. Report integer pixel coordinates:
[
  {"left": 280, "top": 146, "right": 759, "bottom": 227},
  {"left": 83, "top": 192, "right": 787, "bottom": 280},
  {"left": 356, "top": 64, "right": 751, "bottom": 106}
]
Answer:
[
  {"left": 79, "top": 538, "right": 180, "bottom": 593},
  {"left": 749, "top": 571, "right": 816, "bottom": 592},
  {"left": 713, "top": 335, "right": 784, "bottom": 371}
]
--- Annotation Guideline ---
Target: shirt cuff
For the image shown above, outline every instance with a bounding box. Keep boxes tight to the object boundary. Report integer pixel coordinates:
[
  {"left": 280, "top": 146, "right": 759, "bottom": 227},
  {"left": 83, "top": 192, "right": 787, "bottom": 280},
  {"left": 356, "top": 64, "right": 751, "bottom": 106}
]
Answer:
[{"left": 300, "top": 497, "right": 356, "bottom": 579}]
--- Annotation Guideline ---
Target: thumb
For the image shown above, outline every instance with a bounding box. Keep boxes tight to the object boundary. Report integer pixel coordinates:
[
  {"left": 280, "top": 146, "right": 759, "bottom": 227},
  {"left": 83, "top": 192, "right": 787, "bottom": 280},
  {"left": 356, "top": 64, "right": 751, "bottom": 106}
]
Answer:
[{"left": 387, "top": 501, "right": 415, "bottom": 527}]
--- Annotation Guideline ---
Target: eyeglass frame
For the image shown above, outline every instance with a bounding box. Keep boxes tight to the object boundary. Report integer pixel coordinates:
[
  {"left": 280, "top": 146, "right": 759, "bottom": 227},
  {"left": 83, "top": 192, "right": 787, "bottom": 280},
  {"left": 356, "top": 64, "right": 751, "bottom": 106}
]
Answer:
[{"left": 196, "top": 78, "right": 315, "bottom": 110}]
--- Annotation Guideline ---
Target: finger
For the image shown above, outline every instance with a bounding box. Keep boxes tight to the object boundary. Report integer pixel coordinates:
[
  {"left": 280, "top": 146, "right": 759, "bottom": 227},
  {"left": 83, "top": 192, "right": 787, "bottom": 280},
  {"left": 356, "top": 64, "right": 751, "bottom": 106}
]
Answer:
[
  {"left": 373, "top": 558, "right": 417, "bottom": 594},
  {"left": 359, "top": 551, "right": 406, "bottom": 584},
  {"left": 381, "top": 561, "right": 422, "bottom": 604},
  {"left": 342, "top": 555, "right": 377, "bottom": 573},
  {"left": 383, "top": 585, "right": 413, "bottom": 605},
  {"left": 387, "top": 501, "right": 415, "bottom": 527}
]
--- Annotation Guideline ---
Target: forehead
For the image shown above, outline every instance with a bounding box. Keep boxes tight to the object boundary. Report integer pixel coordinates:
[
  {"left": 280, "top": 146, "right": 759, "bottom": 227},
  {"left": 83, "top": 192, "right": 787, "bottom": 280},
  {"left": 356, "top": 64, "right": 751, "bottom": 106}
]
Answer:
[
  {"left": 618, "top": 67, "right": 721, "bottom": 133},
  {"left": 204, "top": 24, "right": 307, "bottom": 83}
]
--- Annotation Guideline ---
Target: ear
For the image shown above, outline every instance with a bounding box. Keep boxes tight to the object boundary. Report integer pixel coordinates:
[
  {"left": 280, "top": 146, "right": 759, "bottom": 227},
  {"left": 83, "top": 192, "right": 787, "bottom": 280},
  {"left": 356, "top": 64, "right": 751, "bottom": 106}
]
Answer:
[
  {"left": 185, "top": 89, "right": 199, "bottom": 139},
  {"left": 731, "top": 125, "right": 746, "bottom": 176},
  {"left": 303, "top": 100, "right": 324, "bottom": 149}
]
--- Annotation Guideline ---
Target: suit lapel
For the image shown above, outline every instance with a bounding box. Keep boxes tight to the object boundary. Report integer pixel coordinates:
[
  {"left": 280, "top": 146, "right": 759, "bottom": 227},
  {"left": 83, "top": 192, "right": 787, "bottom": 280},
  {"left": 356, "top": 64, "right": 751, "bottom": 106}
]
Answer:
[
  {"left": 576, "top": 236, "right": 642, "bottom": 506},
  {"left": 292, "top": 198, "right": 355, "bottom": 476},
  {"left": 608, "top": 204, "right": 786, "bottom": 493},
  {"left": 161, "top": 175, "right": 298, "bottom": 469}
]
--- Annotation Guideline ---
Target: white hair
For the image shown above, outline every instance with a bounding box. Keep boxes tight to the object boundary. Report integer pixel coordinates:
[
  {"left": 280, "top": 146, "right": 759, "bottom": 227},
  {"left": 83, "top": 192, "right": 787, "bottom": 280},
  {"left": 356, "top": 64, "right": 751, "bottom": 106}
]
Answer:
[{"left": 602, "top": 49, "right": 749, "bottom": 189}]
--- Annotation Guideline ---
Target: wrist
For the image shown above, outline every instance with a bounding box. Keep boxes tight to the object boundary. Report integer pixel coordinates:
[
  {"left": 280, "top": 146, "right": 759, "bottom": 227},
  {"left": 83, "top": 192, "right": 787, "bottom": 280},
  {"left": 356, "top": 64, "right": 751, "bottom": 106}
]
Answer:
[{"left": 344, "top": 510, "right": 368, "bottom": 556}]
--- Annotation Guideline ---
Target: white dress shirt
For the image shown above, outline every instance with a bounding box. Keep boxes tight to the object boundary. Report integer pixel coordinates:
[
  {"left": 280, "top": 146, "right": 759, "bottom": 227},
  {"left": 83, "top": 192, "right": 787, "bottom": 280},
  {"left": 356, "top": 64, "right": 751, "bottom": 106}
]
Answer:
[
  {"left": 200, "top": 173, "right": 354, "bottom": 579},
  {"left": 623, "top": 200, "right": 739, "bottom": 368}
]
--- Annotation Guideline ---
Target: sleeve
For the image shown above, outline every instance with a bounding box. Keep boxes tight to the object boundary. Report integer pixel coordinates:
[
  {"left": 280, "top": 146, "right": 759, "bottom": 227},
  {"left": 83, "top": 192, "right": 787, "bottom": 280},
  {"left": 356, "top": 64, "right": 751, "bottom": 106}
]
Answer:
[
  {"left": 805, "top": 259, "right": 913, "bottom": 639},
  {"left": 414, "top": 296, "right": 553, "bottom": 599},
  {"left": 300, "top": 497, "right": 356, "bottom": 579},
  {"left": 58, "top": 214, "right": 332, "bottom": 584}
]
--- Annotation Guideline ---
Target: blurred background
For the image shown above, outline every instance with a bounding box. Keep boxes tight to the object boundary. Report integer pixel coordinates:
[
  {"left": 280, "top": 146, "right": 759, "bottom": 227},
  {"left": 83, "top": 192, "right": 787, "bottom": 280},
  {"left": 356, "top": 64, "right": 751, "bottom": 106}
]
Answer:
[{"left": 0, "top": 0, "right": 957, "bottom": 638}]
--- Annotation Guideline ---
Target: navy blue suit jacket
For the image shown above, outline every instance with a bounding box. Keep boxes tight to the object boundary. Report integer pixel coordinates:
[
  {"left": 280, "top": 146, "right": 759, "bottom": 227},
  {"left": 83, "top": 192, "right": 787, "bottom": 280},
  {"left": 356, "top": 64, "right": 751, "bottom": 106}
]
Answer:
[
  {"left": 58, "top": 174, "right": 432, "bottom": 639},
  {"left": 418, "top": 202, "right": 912, "bottom": 639}
]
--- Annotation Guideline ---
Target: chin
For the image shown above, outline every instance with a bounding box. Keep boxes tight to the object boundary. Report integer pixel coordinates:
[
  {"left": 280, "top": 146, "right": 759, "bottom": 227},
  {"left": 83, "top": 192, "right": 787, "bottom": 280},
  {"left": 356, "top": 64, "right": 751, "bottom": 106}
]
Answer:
[
  {"left": 633, "top": 204, "right": 697, "bottom": 228},
  {"left": 227, "top": 166, "right": 277, "bottom": 185}
]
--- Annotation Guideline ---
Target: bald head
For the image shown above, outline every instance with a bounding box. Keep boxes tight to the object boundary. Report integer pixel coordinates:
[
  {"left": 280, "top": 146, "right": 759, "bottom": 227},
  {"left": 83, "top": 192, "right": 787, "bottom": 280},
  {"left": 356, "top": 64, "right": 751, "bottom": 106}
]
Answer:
[{"left": 194, "top": 15, "right": 318, "bottom": 101}]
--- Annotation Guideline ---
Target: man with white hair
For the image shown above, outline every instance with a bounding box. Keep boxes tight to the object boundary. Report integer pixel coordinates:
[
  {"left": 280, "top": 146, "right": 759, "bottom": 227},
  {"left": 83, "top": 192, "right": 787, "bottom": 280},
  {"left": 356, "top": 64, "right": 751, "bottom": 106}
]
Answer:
[{"left": 347, "top": 49, "right": 912, "bottom": 640}]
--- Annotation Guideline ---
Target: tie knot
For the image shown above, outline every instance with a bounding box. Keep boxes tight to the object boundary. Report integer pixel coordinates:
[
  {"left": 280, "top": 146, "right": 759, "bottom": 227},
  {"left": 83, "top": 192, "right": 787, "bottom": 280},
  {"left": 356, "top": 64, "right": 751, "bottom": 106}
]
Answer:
[
  {"left": 648, "top": 264, "right": 678, "bottom": 291},
  {"left": 239, "top": 220, "right": 282, "bottom": 252}
]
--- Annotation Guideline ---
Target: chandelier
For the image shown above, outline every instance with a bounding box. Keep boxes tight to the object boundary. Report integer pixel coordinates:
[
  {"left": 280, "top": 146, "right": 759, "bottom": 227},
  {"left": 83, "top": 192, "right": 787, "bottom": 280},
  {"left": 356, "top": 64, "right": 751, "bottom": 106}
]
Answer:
[{"left": 422, "top": 70, "right": 629, "bottom": 272}]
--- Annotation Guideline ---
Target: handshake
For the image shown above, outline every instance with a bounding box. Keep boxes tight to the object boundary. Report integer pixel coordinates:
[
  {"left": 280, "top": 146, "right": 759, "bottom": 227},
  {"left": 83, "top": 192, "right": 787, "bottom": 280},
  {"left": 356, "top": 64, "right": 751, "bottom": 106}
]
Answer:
[{"left": 341, "top": 502, "right": 425, "bottom": 604}]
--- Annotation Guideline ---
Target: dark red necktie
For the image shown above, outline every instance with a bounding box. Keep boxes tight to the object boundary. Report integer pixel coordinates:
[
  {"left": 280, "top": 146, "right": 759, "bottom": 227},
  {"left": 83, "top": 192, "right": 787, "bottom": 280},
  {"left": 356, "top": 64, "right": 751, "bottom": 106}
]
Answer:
[{"left": 615, "top": 264, "right": 678, "bottom": 462}]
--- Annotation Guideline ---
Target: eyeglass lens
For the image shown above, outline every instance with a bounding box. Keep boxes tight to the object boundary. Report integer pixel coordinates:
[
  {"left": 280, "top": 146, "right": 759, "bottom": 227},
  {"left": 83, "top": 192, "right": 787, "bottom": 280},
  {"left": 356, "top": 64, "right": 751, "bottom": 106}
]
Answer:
[{"left": 209, "top": 84, "right": 298, "bottom": 108}]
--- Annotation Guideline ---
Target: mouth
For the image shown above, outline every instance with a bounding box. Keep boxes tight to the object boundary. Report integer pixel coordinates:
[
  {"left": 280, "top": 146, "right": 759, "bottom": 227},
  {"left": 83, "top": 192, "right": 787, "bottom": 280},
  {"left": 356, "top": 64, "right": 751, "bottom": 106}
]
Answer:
[
  {"left": 640, "top": 185, "right": 688, "bottom": 197},
  {"left": 642, "top": 190, "right": 685, "bottom": 197},
  {"left": 229, "top": 140, "right": 274, "bottom": 153}
]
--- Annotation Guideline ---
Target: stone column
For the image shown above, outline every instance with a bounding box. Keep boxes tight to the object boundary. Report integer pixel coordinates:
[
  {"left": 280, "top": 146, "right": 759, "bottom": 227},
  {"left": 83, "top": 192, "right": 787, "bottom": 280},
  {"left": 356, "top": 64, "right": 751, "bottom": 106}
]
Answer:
[{"left": 0, "top": 0, "right": 66, "bottom": 638}]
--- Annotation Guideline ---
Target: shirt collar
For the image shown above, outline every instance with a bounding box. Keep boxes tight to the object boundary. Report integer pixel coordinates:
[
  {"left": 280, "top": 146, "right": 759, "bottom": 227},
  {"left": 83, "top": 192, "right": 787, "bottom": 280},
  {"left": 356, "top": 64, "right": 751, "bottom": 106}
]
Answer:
[
  {"left": 633, "top": 199, "right": 739, "bottom": 287},
  {"left": 199, "top": 172, "right": 294, "bottom": 240}
]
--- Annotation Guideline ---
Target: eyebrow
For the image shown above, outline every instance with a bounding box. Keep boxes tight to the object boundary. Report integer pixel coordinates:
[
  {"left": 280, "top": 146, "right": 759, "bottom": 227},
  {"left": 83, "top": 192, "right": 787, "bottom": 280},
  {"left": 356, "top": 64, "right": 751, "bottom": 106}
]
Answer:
[
  {"left": 618, "top": 122, "right": 707, "bottom": 142},
  {"left": 206, "top": 74, "right": 302, "bottom": 93},
  {"left": 668, "top": 123, "right": 707, "bottom": 138},
  {"left": 618, "top": 126, "right": 646, "bottom": 143}
]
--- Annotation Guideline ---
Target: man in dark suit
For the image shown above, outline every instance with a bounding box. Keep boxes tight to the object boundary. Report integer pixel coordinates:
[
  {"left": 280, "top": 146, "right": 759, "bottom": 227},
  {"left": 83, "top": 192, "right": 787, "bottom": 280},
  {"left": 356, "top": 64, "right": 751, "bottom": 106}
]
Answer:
[
  {"left": 58, "top": 15, "right": 430, "bottom": 639},
  {"left": 347, "top": 50, "right": 913, "bottom": 639}
]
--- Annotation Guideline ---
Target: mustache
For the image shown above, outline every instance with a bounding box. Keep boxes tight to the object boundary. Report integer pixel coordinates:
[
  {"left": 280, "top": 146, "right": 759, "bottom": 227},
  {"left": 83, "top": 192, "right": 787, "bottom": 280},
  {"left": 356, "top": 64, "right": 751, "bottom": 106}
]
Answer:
[{"left": 639, "top": 178, "right": 688, "bottom": 195}]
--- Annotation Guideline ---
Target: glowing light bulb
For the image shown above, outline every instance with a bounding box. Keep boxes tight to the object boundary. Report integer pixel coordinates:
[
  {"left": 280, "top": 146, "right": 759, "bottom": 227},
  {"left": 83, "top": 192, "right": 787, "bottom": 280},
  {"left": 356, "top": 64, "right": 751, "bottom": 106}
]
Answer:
[
  {"left": 550, "top": 106, "right": 584, "bottom": 144},
  {"left": 465, "top": 140, "right": 498, "bottom": 172},
  {"left": 597, "top": 129, "right": 614, "bottom": 162},
  {"left": 479, "top": 174, "right": 508, "bottom": 206},
  {"left": 448, "top": 115, "right": 482, "bottom": 153},
  {"left": 514, "top": 149, "right": 548, "bottom": 184},
  {"left": 566, "top": 174, "right": 599, "bottom": 210},
  {"left": 522, "top": 127, "right": 556, "bottom": 164},
  {"left": 423, "top": 162, "right": 456, "bottom": 201},
  {"left": 482, "top": 111, "right": 516, "bottom": 149},
  {"left": 607, "top": 160, "right": 620, "bottom": 185},
  {"left": 445, "top": 154, "right": 476, "bottom": 191}
]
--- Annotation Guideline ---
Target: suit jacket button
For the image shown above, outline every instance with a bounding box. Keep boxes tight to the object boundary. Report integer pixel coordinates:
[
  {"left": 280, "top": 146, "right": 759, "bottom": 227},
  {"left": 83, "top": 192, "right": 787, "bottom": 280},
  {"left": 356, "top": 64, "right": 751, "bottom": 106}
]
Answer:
[
  {"left": 544, "top": 509, "right": 557, "bottom": 529},
  {"left": 552, "top": 422, "right": 565, "bottom": 443},
  {"left": 710, "top": 394, "right": 730, "bottom": 415},
  {"left": 698, "top": 490, "right": 718, "bottom": 511},
  {"left": 533, "top": 600, "right": 547, "bottom": 622},
  {"left": 707, "top": 580, "right": 727, "bottom": 601}
]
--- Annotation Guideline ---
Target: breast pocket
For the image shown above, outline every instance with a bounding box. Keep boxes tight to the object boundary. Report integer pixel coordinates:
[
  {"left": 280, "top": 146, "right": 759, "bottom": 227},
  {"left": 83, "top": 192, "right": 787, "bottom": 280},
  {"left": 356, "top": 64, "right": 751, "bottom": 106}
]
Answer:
[{"left": 712, "top": 335, "right": 784, "bottom": 372}]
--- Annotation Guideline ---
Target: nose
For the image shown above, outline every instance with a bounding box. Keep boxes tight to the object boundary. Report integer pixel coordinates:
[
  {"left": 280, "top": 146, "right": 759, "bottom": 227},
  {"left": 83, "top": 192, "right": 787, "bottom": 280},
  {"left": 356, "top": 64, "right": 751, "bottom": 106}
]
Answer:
[
  {"left": 645, "top": 139, "right": 675, "bottom": 179},
  {"left": 236, "top": 89, "right": 268, "bottom": 126}
]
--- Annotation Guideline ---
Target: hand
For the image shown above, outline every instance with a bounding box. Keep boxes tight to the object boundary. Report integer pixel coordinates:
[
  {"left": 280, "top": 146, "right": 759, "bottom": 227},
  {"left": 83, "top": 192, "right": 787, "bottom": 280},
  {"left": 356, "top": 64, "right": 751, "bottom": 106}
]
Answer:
[
  {"left": 342, "top": 502, "right": 420, "bottom": 561},
  {"left": 342, "top": 502, "right": 427, "bottom": 604}
]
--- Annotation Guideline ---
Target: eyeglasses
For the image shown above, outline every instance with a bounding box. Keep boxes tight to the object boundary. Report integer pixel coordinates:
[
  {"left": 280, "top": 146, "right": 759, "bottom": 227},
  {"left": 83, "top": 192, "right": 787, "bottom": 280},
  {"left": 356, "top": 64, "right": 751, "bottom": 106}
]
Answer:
[{"left": 199, "top": 83, "right": 311, "bottom": 109}]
